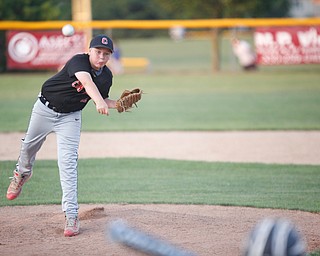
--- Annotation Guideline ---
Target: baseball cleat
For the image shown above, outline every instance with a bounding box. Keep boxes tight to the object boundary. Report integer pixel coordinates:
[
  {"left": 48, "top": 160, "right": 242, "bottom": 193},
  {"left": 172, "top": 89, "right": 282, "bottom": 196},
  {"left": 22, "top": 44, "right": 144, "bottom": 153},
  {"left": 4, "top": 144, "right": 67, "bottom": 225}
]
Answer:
[
  {"left": 6, "top": 170, "right": 32, "bottom": 200},
  {"left": 64, "top": 215, "right": 80, "bottom": 237}
]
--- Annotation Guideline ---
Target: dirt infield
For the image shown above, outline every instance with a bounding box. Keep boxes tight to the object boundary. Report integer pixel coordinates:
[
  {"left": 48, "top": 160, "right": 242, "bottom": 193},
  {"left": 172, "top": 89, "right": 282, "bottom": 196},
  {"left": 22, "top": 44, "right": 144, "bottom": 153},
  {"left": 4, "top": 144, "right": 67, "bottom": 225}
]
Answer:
[
  {"left": 1, "top": 131, "right": 320, "bottom": 255},
  {"left": 1, "top": 131, "right": 320, "bottom": 164}
]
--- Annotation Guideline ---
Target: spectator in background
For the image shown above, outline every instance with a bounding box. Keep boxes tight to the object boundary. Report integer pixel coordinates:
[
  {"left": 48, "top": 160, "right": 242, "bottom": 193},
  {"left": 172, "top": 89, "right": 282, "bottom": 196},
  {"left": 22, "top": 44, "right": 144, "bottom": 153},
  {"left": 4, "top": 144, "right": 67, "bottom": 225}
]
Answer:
[
  {"left": 231, "top": 38, "right": 257, "bottom": 71},
  {"left": 108, "top": 40, "right": 123, "bottom": 75},
  {"left": 169, "top": 25, "right": 186, "bottom": 42}
]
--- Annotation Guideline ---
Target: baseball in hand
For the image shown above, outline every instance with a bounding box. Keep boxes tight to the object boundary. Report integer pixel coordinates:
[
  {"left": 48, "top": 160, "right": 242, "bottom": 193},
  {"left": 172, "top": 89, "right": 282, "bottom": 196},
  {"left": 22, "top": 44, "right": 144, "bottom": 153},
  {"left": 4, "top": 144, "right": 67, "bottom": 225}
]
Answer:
[{"left": 62, "top": 24, "right": 75, "bottom": 37}]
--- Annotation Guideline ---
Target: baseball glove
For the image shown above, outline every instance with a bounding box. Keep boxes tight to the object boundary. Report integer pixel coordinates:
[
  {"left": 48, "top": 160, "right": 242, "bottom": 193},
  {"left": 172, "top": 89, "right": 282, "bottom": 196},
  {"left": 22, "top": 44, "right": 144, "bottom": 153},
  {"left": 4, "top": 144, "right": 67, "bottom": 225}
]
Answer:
[{"left": 116, "top": 88, "right": 143, "bottom": 113}]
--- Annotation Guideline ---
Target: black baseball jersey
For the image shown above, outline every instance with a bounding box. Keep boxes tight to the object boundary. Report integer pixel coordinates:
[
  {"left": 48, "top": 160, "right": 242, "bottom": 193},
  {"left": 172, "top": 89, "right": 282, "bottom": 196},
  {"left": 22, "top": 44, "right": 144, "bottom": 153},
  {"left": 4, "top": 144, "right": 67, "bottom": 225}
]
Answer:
[{"left": 41, "top": 54, "right": 113, "bottom": 113}]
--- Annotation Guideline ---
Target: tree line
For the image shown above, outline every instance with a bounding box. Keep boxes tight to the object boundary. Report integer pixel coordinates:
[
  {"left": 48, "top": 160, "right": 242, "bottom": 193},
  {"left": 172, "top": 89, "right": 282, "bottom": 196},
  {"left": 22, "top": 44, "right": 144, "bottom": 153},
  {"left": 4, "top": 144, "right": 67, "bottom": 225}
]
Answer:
[{"left": 0, "top": 0, "right": 290, "bottom": 21}]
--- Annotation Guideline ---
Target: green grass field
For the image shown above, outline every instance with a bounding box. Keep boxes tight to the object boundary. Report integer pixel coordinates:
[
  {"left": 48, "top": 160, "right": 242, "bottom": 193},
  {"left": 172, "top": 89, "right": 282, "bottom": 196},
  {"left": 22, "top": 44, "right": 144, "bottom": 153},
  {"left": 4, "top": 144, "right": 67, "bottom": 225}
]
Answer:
[
  {"left": 1, "top": 70, "right": 320, "bottom": 132},
  {"left": 0, "top": 37, "right": 319, "bottom": 212},
  {"left": 1, "top": 159, "right": 319, "bottom": 213}
]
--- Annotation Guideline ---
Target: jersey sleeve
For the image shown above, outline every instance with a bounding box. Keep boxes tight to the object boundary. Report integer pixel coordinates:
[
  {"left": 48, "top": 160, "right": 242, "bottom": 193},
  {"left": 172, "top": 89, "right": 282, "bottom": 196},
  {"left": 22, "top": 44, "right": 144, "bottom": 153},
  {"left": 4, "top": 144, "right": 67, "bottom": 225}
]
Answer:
[{"left": 67, "top": 54, "right": 91, "bottom": 78}]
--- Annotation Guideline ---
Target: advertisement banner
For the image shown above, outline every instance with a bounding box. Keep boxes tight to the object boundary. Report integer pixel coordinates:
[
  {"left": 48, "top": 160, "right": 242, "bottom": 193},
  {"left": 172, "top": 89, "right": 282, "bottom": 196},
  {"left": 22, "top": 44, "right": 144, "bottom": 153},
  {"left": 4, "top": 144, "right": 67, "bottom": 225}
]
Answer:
[
  {"left": 7, "top": 31, "right": 86, "bottom": 70},
  {"left": 254, "top": 26, "right": 320, "bottom": 65}
]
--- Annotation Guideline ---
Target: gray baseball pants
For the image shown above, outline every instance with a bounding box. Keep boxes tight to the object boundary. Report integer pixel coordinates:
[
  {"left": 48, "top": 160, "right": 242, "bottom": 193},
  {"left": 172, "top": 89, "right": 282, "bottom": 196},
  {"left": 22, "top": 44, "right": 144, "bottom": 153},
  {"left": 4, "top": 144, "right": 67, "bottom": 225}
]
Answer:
[{"left": 17, "top": 98, "right": 81, "bottom": 217}]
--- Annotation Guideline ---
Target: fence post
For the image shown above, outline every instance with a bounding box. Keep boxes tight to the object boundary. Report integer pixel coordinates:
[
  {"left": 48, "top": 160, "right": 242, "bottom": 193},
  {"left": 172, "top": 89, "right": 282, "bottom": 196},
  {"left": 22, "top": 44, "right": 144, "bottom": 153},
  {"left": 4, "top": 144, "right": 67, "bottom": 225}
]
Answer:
[
  {"left": 211, "top": 28, "right": 220, "bottom": 72},
  {"left": 72, "top": 0, "right": 92, "bottom": 46}
]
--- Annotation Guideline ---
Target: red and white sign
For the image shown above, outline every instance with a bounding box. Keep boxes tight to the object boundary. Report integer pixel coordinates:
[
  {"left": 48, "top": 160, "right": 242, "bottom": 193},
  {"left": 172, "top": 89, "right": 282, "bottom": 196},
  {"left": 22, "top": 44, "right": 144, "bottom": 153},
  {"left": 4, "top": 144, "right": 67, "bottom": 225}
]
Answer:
[
  {"left": 254, "top": 26, "right": 320, "bottom": 65},
  {"left": 6, "top": 31, "right": 86, "bottom": 70}
]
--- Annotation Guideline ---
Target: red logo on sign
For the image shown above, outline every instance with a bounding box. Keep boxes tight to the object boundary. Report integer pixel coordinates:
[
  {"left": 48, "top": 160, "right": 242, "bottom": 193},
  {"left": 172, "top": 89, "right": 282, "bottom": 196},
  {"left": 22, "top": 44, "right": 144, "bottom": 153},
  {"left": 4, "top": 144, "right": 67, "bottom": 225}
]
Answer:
[{"left": 6, "top": 31, "right": 86, "bottom": 70}]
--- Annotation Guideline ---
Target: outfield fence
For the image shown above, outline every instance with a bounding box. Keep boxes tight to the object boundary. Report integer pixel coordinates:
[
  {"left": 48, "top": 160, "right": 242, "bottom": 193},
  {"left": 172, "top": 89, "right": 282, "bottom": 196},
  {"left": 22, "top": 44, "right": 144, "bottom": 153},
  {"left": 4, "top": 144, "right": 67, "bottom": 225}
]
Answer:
[
  {"left": 1, "top": 18, "right": 320, "bottom": 72},
  {"left": 1, "top": 18, "right": 320, "bottom": 30}
]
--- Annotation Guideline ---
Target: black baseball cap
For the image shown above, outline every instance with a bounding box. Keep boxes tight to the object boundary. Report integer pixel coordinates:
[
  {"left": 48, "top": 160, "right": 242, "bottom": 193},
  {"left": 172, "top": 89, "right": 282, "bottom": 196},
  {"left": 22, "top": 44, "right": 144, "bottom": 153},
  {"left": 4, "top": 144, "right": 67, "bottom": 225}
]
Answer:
[{"left": 89, "top": 35, "right": 113, "bottom": 53}]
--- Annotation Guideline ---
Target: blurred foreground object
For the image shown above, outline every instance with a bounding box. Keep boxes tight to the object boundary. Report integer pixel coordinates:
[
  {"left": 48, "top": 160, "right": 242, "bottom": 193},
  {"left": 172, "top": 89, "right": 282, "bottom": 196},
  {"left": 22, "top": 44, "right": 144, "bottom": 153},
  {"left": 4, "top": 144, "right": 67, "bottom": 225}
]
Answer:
[
  {"left": 108, "top": 219, "right": 196, "bottom": 256},
  {"left": 243, "top": 218, "right": 306, "bottom": 256}
]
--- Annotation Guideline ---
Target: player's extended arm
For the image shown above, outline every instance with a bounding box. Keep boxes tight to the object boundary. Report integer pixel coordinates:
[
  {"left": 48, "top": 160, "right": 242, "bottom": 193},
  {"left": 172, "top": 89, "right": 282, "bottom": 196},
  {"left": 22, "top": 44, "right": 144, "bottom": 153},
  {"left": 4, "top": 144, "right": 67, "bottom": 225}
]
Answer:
[
  {"left": 75, "top": 71, "right": 109, "bottom": 115},
  {"left": 104, "top": 98, "right": 117, "bottom": 109}
]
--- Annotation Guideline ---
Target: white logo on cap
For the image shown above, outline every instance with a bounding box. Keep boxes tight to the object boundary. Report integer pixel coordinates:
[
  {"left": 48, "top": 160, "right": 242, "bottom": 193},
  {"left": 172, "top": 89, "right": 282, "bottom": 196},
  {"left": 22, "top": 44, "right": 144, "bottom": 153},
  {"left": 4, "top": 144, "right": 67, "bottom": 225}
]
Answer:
[{"left": 102, "top": 37, "right": 108, "bottom": 45}]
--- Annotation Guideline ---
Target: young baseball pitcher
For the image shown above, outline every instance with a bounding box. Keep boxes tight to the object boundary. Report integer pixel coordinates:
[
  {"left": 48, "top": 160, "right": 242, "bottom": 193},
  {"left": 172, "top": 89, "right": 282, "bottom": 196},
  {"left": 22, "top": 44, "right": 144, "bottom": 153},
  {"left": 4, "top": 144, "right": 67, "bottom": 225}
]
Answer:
[{"left": 6, "top": 34, "right": 141, "bottom": 237}]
